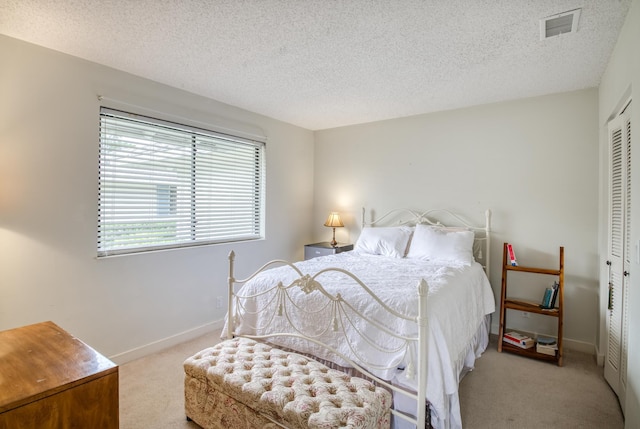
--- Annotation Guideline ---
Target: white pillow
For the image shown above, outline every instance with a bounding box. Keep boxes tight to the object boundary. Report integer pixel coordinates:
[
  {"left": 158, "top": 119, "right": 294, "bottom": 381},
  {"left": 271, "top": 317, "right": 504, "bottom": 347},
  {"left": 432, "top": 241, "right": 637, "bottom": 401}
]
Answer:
[
  {"left": 354, "top": 226, "right": 414, "bottom": 258},
  {"left": 406, "top": 224, "right": 475, "bottom": 265}
]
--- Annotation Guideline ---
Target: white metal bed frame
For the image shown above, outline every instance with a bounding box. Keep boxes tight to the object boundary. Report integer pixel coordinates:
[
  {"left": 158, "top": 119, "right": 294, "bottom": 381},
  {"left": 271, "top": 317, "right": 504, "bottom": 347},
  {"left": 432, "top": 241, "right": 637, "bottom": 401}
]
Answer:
[
  {"left": 361, "top": 207, "right": 492, "bottom": 279},
  {"left": 225, "top": 208, "right": 492, "bottom": 429}
]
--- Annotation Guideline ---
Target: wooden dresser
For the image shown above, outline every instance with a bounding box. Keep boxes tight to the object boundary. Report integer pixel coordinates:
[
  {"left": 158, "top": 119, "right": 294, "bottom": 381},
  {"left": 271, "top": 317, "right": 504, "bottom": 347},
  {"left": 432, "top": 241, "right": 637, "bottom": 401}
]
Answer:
[{"left": 0, "top": 321, "right": 118, "bottom": 429}]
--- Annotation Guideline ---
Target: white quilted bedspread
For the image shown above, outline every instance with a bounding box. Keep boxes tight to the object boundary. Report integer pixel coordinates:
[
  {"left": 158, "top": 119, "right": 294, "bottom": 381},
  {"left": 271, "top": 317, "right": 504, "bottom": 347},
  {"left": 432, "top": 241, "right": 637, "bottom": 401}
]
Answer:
[{"left": 225, "top": 252, "right": 495, "bottom": 427}]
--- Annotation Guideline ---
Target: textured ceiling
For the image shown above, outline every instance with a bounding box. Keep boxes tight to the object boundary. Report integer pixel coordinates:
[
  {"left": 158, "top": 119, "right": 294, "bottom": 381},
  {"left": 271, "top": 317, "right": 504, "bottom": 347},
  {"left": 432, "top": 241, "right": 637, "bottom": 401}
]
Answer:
[{"left": 0, "top": 0, "right": 632, "bottom": 130}]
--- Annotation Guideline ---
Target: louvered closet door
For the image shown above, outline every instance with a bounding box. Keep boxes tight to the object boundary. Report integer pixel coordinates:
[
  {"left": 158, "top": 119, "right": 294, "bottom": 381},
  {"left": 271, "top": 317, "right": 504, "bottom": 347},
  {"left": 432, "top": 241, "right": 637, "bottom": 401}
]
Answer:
[{"left": 604, "top": 104, "right": 631, "bottom": 413}]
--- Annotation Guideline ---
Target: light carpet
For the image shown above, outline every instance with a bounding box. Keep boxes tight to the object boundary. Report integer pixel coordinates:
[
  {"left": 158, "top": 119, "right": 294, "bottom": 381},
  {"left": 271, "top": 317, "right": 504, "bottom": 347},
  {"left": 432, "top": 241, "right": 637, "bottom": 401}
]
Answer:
[{"left": 119, "top": 334, "right": 623, "bottom": 428}]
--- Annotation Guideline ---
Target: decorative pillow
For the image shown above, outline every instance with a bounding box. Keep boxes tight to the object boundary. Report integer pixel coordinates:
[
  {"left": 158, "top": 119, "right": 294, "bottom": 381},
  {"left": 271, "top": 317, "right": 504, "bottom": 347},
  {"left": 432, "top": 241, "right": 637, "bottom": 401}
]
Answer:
[
  {"left": 406, "top": 224, "right": 475, "bottom": 265},
  {"left": 354, "top": 226, "right": 414, "bottom": 258}
]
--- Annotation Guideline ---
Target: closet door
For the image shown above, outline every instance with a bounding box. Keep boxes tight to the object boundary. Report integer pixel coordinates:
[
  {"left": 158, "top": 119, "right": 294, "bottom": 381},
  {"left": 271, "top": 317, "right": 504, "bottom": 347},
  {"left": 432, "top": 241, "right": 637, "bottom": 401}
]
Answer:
[{"left": 604, "top": 104, "right": 631, "bottom": 412}]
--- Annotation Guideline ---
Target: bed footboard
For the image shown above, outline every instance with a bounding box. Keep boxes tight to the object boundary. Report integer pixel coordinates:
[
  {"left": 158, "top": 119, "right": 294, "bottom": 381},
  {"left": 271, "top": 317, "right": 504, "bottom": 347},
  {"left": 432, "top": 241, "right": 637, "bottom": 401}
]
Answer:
[{"left": 225, "top": 251, "right": 430, "bottom": 429}]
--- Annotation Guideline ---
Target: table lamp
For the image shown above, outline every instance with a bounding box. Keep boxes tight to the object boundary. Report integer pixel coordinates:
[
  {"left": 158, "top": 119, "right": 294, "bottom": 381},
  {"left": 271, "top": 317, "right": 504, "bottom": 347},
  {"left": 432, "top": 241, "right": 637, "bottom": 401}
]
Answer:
[{"left": 323, "top": 212, "right": 344, "bottom": 247}]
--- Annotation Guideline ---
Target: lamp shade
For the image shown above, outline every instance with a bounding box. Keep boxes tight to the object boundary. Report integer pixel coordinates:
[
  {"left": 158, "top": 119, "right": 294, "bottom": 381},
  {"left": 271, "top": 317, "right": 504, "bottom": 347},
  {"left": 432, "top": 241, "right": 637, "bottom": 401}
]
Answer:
[{"left": 324, "top": 212, "right": 344, "bottom": 228}]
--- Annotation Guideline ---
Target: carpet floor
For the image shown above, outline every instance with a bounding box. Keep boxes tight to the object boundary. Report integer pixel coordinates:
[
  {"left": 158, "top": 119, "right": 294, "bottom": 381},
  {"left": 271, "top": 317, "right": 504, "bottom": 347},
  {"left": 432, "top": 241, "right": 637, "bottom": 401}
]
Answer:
[{"left": 119, "top": 333, "right": 624, "bottom": 428}]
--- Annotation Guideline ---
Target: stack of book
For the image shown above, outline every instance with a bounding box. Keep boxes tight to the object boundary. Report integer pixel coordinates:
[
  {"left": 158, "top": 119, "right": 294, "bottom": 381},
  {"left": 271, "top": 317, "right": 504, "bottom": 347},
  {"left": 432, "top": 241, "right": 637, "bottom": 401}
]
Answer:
[
  {"left": 536, "top": 336, "right": 558, "bottom": 356},
  {"left": 503, "top": 331, "right": 534, "bottom": 349}
]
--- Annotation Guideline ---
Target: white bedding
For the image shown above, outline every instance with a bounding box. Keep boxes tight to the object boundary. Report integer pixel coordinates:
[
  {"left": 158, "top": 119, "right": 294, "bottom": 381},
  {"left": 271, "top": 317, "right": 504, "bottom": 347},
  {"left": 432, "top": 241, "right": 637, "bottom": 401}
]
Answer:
[{"left": 224, "top": 251, "right": 495, "bottom": 428}]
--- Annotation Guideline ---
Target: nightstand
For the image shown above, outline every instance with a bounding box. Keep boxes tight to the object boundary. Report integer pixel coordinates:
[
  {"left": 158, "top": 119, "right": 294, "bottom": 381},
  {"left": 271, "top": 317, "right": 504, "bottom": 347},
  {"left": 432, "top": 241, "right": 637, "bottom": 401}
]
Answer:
[{"left": 304, "top": 242, "right": 354, "bottom": 260}]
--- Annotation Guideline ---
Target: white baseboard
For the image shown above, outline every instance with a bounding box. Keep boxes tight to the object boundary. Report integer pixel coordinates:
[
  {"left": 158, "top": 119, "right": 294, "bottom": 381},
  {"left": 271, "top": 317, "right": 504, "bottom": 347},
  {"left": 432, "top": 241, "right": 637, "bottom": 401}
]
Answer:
[
  {"left": 562, "top": 337, "right": 596, "bottom": 355},
  {"left": 109, "top": 319, "right": 224, "bottom": 365},
  {"left": 113, "top": 320, "right": 598, "bottom": 365},
  {"left": 595, "top": 344, "right": 606, "bottom": 366}
]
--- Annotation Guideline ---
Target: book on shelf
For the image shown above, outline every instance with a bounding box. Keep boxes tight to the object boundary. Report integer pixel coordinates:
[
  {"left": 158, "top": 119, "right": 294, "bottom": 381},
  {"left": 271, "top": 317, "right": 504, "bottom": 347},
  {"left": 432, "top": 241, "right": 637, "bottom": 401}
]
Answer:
[
  {"left": 536, "top": 341, "right": 558, "bottom": 356},
  {"left": 503, "top": 331, "right": 534, "bottom": 349},
  {"left": 540, "top": 287, "right": 552, "bottom": 308},
  {"left": 506, "top": 243, "right": 518, "bottom": 266},
  {"left": 540, "top": 281, "right": 559, "bottom": 309},
  {"left": 549, "top": 281, "right": 559, "bottom": 308},
  {"left": 535, "top": 336, "right": 557, "bottom": 356}
]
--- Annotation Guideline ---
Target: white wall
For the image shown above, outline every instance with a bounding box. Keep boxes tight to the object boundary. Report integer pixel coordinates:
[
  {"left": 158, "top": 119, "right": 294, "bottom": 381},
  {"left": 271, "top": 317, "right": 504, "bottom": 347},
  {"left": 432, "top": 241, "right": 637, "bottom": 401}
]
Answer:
[
  {"left": 598, "top": 0, "right": 640, "bottom": 426},
  {"left": 314, "top": 89, "right": 600, "bottom": 350},
  {"left": 0, "top": 35, "right": 315, "bottom": 362}
]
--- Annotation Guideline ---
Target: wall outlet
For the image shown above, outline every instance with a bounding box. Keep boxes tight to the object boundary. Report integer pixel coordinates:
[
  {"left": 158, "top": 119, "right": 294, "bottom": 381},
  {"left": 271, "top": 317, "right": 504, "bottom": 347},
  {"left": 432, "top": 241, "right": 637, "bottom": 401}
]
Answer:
[
  {"left": 522, "top": 311, "right": 530, "bottom": 318},
  {"left": 216, "top": 296, "right": 223, "bottom": 309}
]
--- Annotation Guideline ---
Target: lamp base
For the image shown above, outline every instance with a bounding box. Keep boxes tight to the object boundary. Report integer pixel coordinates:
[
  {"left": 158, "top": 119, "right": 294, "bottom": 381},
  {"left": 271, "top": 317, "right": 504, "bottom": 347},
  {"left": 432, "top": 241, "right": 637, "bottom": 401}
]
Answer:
[{"left": 330, "top": 228, "right": 337, "bottom": 247}]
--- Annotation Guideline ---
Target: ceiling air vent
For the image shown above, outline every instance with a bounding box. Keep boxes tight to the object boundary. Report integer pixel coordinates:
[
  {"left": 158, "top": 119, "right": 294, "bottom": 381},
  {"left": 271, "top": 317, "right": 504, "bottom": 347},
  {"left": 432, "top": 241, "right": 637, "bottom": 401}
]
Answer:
[{"left": 540, "top": 8, "right": 581, "bottom": 40}]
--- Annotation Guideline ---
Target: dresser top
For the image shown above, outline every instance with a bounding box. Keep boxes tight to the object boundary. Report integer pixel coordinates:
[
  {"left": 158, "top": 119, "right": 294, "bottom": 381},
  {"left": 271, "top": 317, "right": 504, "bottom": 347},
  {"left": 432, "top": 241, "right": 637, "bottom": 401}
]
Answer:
[{"left": 0, "top": 321, "right": 117, "bottom": 413}]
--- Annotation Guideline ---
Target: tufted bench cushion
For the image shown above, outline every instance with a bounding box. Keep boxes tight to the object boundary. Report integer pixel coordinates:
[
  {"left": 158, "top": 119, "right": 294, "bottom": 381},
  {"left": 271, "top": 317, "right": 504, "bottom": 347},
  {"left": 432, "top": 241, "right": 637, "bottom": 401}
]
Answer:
[{"left": 184, "top": 338, "right": 391, "bottom": 429}]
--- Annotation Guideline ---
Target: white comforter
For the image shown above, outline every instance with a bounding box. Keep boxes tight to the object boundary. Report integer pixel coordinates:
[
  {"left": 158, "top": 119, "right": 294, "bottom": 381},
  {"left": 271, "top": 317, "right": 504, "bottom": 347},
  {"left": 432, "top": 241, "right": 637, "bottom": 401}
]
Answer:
[{"left": 225, "top": 252, "right": 495, "bottom": 428}]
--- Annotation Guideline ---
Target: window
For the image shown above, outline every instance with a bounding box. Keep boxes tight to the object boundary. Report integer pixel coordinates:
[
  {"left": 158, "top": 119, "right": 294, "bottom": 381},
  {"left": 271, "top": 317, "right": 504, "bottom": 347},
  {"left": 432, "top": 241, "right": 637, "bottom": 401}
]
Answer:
[
  {"left": 156, "top": 185, "right": 177, "bottom": 217},
  {"left": 98, "top": 107, "right": 265, "bottom": 256}
]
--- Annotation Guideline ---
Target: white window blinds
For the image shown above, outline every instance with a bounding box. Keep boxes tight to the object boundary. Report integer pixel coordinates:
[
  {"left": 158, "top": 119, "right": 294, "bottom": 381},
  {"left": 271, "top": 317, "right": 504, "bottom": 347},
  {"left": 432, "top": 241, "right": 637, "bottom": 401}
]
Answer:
[{"left": 98, "top": 107, "right": 265, "bottom": 256}]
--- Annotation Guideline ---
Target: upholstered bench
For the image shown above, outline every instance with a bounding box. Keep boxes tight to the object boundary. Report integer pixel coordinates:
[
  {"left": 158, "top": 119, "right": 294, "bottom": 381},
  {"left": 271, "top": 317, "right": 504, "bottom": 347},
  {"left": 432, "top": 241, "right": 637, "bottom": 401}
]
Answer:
[{"left": 184, "top": 337, "right": 391, "bottom": 429}]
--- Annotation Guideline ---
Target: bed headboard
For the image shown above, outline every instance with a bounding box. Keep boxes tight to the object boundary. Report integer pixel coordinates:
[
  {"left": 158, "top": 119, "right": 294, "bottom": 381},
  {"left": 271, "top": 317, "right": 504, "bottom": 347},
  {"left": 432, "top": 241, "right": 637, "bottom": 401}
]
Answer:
[{"left": 361, "top": 207, "right": 492, "bottom": 278}]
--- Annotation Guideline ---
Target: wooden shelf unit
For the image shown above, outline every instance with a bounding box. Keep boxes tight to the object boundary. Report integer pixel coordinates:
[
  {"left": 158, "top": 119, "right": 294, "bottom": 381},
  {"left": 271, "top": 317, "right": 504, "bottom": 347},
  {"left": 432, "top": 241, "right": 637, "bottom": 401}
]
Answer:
[{"left": 498, "top": 243, "right": 564, "bottom": 366}]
